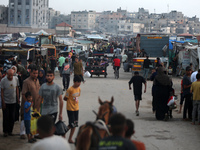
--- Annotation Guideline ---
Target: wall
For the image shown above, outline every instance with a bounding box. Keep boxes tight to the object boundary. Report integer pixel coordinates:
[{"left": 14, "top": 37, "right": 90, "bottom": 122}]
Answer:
[{"left": 0, "top": 24, "right": 55, "bottom": 34}]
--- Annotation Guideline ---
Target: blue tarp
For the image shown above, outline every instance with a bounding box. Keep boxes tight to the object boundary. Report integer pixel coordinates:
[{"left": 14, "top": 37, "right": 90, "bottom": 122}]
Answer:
[
  {"left": 169, "top": 39, "right": 198, "bottom": 50},
  {"left": 169, "top": 40, "right": 185, "bottom": 50},
  {"left": 24, "top": 37, "right": 38, "bottom": 45}
]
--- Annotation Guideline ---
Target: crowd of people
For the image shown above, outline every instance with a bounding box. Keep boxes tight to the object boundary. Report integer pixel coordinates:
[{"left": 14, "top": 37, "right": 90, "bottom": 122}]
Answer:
[{"left": 0, "top": 44, "right": 200, "bottom": 150}]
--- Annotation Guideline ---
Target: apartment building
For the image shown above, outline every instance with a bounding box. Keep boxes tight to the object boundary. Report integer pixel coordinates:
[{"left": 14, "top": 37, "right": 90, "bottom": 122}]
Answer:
[
  {"left": 71, "top": 10, "right": 96, "bottom": 31},
  {"left": 8, "top": 0, "right": 49, "bottom": 29},
  {"left": 0, "top": 5, "right": 8, "bottom": 24}
]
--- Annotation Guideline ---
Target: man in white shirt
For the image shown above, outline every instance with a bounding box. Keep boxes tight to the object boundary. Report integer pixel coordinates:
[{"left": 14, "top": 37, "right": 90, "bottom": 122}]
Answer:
[
  {"left": 191, "top": 69, "right": 200, "bottom": 83},
  {"left": 31, "top": 115, "right": 71, "bottom": 150}
]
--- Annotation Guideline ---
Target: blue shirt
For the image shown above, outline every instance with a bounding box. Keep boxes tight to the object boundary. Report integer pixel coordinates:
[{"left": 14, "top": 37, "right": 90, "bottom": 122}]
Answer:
[{"left": 24, "top": 101, "right": 31, "bottom": 120}]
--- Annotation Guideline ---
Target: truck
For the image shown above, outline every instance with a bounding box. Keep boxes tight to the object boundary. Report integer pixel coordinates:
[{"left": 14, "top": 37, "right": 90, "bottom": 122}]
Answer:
[
  {"left": 130, "top": 33, "right": 169, "bottom": 75},
  {"left": 136, "top": 33, "right": 169, "bottom": 57}
]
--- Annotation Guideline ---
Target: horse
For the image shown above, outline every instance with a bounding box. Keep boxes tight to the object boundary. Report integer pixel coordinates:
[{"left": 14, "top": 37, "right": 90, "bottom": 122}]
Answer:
[{"left": 76, "top": 96, "right": 114, "bottom": 150}]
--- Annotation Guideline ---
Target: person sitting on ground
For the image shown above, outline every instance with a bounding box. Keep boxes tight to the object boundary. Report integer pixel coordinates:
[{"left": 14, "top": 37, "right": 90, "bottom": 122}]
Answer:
[
  {"left": 125, "top": 119, "right": 146, "bottom": 150},
  {"left": 31, "top": 115, "right": 71, "bottom": 150},
  {"left": 98, "top": 113, "right": 136, "bottom": 150}
]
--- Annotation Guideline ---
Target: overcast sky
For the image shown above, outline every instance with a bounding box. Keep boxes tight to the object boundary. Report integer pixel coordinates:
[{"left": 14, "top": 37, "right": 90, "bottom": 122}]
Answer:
[{"left": 1, "top": 0, "right": 199, "bottom": 18}]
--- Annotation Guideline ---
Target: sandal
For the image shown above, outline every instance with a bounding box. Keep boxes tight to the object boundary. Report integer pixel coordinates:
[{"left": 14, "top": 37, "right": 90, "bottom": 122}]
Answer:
[
  {"left": 28, "top": 139, "right": 35, "bottom": 143},
  {"left": 32, "top": 138, "right": 37, "bottom": 142},
  {"left": 163, "top": 114, "right": 169, "bottom": 121}
]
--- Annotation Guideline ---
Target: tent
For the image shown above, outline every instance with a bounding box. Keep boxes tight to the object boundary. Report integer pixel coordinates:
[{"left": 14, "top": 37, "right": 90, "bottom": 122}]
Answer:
[{"left": 35, "top": 30, "right": 49, "bottom": 35}]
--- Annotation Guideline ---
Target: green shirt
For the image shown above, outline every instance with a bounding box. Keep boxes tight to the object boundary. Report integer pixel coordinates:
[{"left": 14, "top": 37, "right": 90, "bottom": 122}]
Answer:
[{"left": 58, "top": 56, "right": 65, "bottom": 67}]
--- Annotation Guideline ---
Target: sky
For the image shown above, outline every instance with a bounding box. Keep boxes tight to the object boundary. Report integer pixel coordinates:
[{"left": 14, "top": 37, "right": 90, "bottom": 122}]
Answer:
[{"left": 0, "top": 0, "right": 200, "bottom": 18}]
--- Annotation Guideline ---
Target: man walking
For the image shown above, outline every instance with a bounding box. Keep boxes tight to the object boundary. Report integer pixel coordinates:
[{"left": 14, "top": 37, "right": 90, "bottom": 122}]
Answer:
[
  {"left": 143, "top": 56, "right": 151, "bottom": 79},
  {"left": 58, "top": 54, "right": 65, "bottom": 74},
  {"left": 73, "top": 57, "right": 85, "bottom": 83},
  {"left": 1, "top": 69, "right": 19, "bottom": 137},
  {"left": 129, "top": 71, "right": 146, "bottom": 116},
  {"left": 182, "top": 66, "right": 193, "bottom": 120},
  {"left": 61, "top": 58, "right": 72, "bottom": 91},
  {"left": 20, "top": 65, "right": 40, "bottom": 139},
  {"left": 190, "top": 73, "right": 200, "bottom": 125},
  {"left": 3, "top": 55, "right": 14, "bottom": 73},
  {"left": 39, "top": 70, "right": 63, "bottom": 123}
]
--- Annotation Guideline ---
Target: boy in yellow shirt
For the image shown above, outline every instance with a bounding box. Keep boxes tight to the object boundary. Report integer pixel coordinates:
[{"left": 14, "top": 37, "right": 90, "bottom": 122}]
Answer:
[{"left": 64, "top": 75, "right": 81, "bottom": 143}]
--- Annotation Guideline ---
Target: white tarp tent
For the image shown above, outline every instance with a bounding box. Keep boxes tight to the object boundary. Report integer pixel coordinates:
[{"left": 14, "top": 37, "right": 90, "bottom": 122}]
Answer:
[
  {"left": 35, "top": 30, "right": 49, "bottom": 35},
  {"left": 179, "top": 45, "right": 200, "bottom": 70}
]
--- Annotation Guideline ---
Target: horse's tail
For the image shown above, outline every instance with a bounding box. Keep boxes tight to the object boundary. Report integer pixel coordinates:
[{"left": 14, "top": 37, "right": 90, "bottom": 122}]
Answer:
[{"left": 76, "top": 125, "right": 93, "bottom": 150}]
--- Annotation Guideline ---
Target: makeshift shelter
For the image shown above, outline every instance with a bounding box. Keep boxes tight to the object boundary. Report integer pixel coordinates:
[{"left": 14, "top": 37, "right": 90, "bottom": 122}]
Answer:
[
  {"left": 178, "top": 45, "right": 199, "bottom": 70},
  {"left": 24, "top": 37, "right": 38, "bottom": 45},
  {"left": 35, "top": 30, "right": 49, "bottom": 35}
]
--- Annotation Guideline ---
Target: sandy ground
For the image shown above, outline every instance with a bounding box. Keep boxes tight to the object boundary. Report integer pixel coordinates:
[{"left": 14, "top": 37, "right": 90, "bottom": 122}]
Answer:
[{"left": 0, "top": 65, "right": 200, "bottom": 150}]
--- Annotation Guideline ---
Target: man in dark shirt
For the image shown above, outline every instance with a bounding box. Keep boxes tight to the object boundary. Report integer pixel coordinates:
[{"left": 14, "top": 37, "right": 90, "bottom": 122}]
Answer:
[
  {"left": 143, "top": 56, "right": 152, "bottom": 79},
  {"left": 129, "top": 71, "right": 146, "bottom": 116},
  {"left": 182, "top": 66, "right": 193, "bottom": 120},
  {"left": 98, "top": 113, "right": 136, "bottom": 150}
]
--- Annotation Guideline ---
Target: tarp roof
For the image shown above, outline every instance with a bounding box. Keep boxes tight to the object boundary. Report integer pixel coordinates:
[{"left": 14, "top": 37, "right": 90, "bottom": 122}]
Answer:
[
  {"left": 75, "top": 40, "right": 93, "bottom": 44},
  {"left": 56, "top": 22, "right": 73, "bottom": 28},
  {"left": 85, "top": 34, "right": 104, "bottom": 40},
  {"left": 24, "top": 37, "right": 38, "bottom": 45},
  {"left": 35, "top": 30, "right": 48, "bottom": 35}
]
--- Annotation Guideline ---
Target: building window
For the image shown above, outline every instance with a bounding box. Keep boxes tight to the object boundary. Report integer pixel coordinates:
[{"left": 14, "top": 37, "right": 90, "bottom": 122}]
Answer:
[
  {"left": 121, "top": 25, "right": 124, "bottom": 28},
  {"left": 26, "top": 19, "right": 29, "bottom": 24},
  {"left": 26, "top": 0, "right": 29, "bottom": 5},
  {"left": 18, "top": 0, "right": 22, "bottom": 5},
  {"left": 127, "top": 26, "right": 131, "bottom": 30}
]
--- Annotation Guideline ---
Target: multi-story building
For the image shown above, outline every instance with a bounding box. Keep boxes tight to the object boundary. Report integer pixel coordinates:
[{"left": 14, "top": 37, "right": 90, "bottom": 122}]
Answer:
[
  {"left": 49, "top": 14, "right": 71, "bottom": 29},
  {"left": 118, "top": 20, "right": 144, "bottom": 34},
  {"left": 0, "top": 5, "right": 8, "bottom": 24},
  {"left": 98, "top": 11, "right": 124, "bottom": 33},
  {"left": 8, "top": 0, "right": 49, "bottom": 29},
  {"left": 71, "top": 10, "right": 96, "bottom": 32}
]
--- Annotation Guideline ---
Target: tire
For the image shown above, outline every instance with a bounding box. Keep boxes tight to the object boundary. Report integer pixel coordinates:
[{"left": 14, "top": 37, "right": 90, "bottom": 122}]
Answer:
[{"left": 90, "top": 74, "right": 93, "bottom": 78}]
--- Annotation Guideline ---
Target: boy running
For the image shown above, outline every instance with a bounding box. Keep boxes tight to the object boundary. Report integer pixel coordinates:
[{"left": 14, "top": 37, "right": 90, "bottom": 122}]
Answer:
[{"left": 64, "top": 75, "right": 81, "bottom": 143}]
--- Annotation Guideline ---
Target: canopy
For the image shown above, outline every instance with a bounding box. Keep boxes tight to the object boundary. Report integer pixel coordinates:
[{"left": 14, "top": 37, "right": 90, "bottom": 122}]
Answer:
[
  {"left": 24, "top": 37, "right": 38, "bottom": 45},
  {"left": 35, "top": 30, "right": 49, "bottom": 35}
]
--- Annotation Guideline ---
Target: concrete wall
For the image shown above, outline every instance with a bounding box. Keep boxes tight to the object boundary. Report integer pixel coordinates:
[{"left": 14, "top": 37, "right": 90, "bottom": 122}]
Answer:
[{"left": 0, "top": 24, "right": 55, "bottom": 34}]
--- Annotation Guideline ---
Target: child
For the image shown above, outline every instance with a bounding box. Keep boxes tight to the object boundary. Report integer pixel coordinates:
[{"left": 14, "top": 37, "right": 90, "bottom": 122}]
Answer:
[
  {"left": 24, "top": 92, "right": 36, "bottom": 143},
  {"left": 64, "top": 75, "right": 81, "bottom": 143},
  {"left": 168, "top": 66, "right": 173, "bottom": 78}
]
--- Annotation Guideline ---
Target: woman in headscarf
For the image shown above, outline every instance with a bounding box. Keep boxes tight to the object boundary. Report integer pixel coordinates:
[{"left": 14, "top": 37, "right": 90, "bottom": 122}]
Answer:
[
  {"left": 38, "top": 69, "right": 46, "bottom": 86},
  {"left": 153, "top": 67, "right": 172, "bottom": 121}
]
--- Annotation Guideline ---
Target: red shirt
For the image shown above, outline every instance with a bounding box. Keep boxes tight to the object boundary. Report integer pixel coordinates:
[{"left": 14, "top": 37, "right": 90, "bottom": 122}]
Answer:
[{"left": 113, "top": 58, "right": 120, "bottom": 67}]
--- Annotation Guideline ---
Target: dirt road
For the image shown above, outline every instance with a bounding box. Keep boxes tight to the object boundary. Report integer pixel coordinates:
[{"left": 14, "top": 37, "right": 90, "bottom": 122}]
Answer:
[{"left": 0, "top": 65, "right": 200, "bottom": 150}]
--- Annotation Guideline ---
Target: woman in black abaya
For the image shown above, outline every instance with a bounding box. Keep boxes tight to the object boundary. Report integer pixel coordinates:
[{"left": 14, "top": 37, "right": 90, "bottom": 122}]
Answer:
[{"left": 153, "top": 67, "right": 172, "bottom": 120}]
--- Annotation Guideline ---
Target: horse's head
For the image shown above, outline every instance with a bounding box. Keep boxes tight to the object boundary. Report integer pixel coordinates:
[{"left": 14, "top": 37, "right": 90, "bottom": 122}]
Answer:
[{"left": 95, "top": 96, "right": 114, "bottom": 125}]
